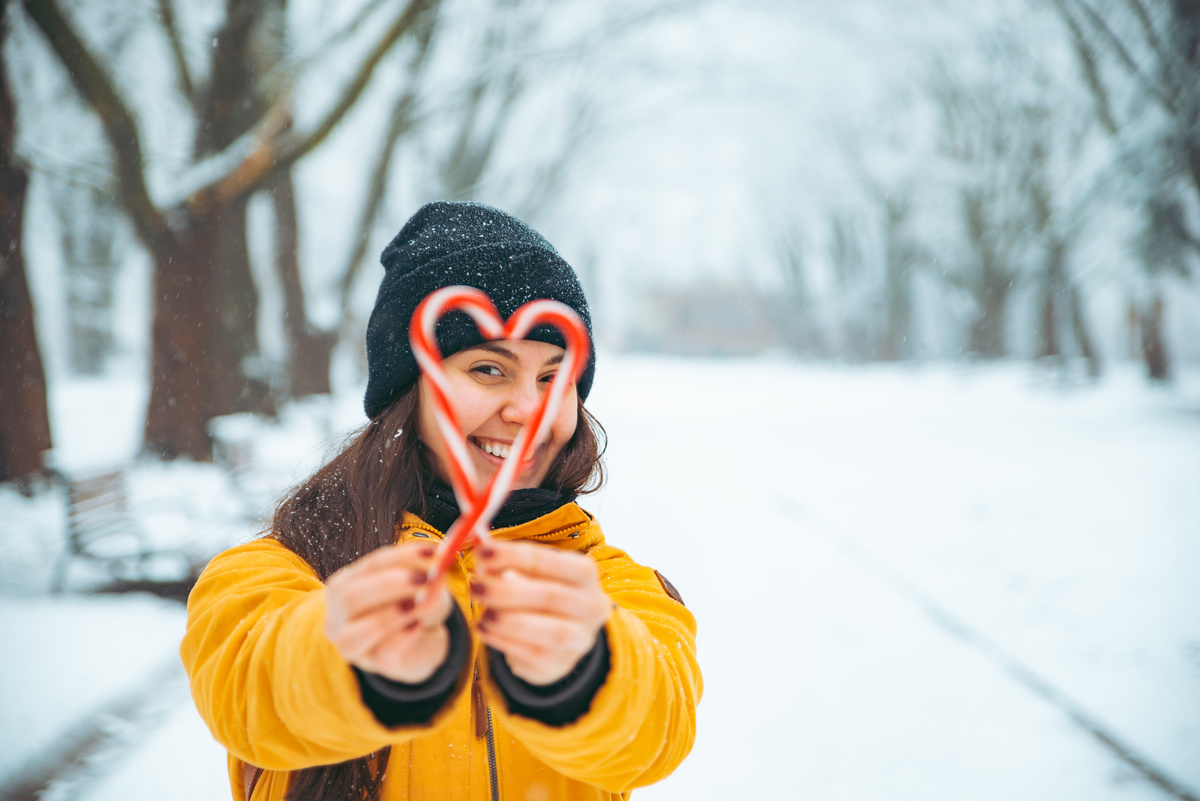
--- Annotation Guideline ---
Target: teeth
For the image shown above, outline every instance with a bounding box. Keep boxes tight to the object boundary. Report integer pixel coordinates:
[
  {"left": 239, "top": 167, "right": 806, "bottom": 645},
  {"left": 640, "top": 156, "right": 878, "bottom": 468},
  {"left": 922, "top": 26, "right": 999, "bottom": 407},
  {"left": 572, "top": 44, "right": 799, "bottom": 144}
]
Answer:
[{"left": 478, "top": 440, "right": 510, "bottom": 459}]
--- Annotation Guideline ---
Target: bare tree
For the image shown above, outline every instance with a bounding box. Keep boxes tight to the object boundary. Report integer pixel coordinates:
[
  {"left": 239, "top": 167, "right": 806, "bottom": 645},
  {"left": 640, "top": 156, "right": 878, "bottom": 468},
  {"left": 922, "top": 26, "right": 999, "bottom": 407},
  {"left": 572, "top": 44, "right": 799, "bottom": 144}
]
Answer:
[
  {"left": 773, "top": 225, "right": 825, "bottom": 356},
  {"left": 330, "top": 0, "right": 624, "bottom": 359},
  {"left": 0, "top": 0, "right": 52, "bottom": 486},
  {"left": 827, "top": 212, "right": 874, "bottom": 360},
  {"left": 21, "top": 0, "right": 436, "bottom": 459},
  {"left": 1051, "top": 0, "right": 1200, "bottom": 379},
  {"left": 930, "top": 40, "right": 1070, "bottom": 360},
  {"left": 50, "top": 179, "right": 125, "bottom": 374},
  {"left": 1020, "top": 116, "right": 1103, "bottom": 378},
  {"left": 932, "top": 72, "right": 1023, "bottom": 357}
]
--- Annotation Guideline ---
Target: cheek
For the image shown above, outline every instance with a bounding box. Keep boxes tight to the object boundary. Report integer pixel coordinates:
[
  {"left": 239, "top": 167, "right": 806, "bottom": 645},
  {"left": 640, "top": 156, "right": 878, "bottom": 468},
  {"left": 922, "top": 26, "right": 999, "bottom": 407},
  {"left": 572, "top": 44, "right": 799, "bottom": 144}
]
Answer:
[
  {"left": 416, "top": 381, "right": 445, "bottom": 458},
  {"left": 551, "top": 391, "right": 579, "bottom": 447}
]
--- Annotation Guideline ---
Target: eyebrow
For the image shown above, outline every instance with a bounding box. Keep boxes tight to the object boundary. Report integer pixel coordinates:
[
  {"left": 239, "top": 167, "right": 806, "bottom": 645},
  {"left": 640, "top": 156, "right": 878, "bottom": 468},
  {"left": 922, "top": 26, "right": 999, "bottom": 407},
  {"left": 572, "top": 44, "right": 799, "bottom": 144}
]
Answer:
[{"left": 473, "top": 343, "right": 564, "bottom": 367}]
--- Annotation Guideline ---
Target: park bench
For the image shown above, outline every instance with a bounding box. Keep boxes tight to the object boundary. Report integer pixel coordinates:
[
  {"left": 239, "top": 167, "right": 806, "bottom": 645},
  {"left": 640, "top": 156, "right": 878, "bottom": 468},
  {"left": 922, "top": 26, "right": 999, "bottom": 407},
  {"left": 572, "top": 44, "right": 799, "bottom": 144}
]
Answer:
[{"left": 50, "top": 466, "right": 198, "bottom": 593}]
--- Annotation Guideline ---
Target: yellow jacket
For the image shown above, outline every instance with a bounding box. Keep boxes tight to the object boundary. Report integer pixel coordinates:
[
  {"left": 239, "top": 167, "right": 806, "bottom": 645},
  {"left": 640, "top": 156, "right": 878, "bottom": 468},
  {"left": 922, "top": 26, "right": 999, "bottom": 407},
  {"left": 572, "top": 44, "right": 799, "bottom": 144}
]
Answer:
[{"left": 181, "top": 503, "right": 701, "bottom": 801}]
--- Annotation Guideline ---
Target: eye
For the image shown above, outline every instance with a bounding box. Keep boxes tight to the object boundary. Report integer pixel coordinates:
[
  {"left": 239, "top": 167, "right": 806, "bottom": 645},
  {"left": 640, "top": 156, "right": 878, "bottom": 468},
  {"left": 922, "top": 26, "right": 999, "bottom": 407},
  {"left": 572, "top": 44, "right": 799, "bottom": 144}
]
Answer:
[
  {"left": 538, "top": 370, "right": 558, "bottom": 384},
  {"left": 470, "top": 364, "right": 504, "bottom": 378}
]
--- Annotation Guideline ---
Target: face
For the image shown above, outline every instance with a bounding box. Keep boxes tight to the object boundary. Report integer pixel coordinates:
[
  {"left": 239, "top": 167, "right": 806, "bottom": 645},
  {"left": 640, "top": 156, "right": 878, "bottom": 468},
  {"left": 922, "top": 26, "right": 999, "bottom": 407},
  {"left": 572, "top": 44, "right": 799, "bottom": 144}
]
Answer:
[{"left": 417, "top": 339, "right": 579, "bottom": 491}]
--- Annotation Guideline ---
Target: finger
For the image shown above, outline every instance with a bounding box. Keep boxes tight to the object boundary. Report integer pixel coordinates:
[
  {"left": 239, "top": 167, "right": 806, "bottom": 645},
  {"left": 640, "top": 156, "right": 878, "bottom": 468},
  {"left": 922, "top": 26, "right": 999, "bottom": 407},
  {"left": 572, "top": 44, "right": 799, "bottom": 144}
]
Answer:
[
  {"left": 337, "top": 567, "right": 430, "bottom": 619},
  {"left": 328, "top": 542, "right": 436, "bottom": 588},
  {"left": 478, "top": 625, "right": 554, "bottom": 670},
  {"left": 471, "top": 570, "right": 590, "bottom": 617},
  {"left": 480, "top": 609, "right": 594, "bottom": 653},
  {"left": 366, "top": 624, "right": 449, "bottom": 683},
  {"left": 329, "top": 603, "right": 416, "bottom": 660},
  {"left": 476, "top": 541, "right": 596, "bottom": 585},
  {"left": 414, "top": 586, "right": 454, "bottom": 628}
]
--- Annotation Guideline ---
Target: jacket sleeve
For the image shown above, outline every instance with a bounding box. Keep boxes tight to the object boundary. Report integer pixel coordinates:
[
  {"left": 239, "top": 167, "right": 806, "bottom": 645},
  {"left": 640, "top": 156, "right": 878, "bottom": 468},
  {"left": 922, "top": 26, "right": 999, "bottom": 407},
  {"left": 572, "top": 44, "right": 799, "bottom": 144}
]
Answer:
[
  {"left": 483, "top": 542, "right": 702, "bottom": 793},
  {"left": 180, "top": 538, "right": 471, "bottom": 770}
]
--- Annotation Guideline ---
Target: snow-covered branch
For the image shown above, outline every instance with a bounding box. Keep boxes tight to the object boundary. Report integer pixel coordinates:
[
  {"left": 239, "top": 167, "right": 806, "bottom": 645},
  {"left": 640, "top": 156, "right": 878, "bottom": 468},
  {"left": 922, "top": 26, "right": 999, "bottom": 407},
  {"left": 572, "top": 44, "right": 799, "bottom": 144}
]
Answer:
[{"left": 21, "top": 0, "right": 171, "bottom": 249}]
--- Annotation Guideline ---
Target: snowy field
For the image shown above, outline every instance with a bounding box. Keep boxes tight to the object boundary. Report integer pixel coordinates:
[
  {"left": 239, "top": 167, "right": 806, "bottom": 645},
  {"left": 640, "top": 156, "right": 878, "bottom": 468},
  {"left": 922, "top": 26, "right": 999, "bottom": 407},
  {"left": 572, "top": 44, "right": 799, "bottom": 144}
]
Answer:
[{"left": 2, "top": 355, "right": 1198, "bottom": 800}]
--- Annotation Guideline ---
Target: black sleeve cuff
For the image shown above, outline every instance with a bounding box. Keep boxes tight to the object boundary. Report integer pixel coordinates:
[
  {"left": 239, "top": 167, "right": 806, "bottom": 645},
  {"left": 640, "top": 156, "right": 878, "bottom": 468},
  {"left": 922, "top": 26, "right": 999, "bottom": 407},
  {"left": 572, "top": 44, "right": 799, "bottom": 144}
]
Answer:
[
  {"left": 354, "top": 602, "right": 470, "bottom": 728},
  {"left": 488, "top": 626, "right": 611, "bottom": 727}
]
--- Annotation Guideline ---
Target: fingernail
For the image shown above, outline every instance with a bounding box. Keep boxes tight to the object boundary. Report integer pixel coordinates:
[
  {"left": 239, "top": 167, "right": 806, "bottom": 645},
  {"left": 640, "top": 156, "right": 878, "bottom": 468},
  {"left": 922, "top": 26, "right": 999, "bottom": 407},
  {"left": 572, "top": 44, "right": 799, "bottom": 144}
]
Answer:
[
  {"left": 419, "top": 546, "right": 435, "bottom": 558},
  {"left": 411, "top": 571, "right": 428, "bottom": 586},
  {"left": 479, "top": 546, "right": 495, "bottom": 559},
  {"left": 469, "top": 581, "right": 485, "bottom": 597},
  {"left": 482, "top": 608, "right": 498, "bottom": 623},
  {"left": 477, "top": 620, "right": 489, "bottom": 633},
  {"left": 404, "top": 619, "right": 419, "bottom": 631},
  {"left": 399, "top": 597, "right": 415, "bottom": 613}
]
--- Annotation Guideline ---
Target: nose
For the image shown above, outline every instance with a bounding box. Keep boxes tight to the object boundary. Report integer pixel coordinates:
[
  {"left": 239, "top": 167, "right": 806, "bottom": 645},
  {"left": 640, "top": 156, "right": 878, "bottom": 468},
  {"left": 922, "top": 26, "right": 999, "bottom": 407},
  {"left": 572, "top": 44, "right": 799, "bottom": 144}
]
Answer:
[{"left": 499, "top": 373, "right": 543, "bottom": 427}]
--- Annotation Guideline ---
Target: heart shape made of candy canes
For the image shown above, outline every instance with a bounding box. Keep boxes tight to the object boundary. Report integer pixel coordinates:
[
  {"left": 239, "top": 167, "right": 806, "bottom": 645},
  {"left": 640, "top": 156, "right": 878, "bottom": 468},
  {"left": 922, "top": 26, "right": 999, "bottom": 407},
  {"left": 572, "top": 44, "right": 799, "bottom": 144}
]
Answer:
[{"left": 410, "top": 285, "right": 591, "bottom": 585}]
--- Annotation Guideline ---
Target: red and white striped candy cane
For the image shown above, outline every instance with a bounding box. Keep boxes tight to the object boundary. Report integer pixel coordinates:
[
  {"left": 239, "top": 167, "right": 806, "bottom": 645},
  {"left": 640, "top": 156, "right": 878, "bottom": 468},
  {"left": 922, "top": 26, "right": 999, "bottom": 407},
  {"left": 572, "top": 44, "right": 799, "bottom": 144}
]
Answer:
[{"left": 410, "top": 286, "right": 591, "bottom": 587}]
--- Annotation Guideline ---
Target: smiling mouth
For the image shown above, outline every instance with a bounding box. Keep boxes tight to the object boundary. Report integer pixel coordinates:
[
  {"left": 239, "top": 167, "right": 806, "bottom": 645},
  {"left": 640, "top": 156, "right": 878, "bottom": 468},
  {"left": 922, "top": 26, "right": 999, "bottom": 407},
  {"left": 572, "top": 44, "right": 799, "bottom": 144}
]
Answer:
[
  {"left": 470, "top": 437, "right": 532, "bottom": 464},
  {"left": 470, "top": 437, "right": 511, "bottom": 459}
]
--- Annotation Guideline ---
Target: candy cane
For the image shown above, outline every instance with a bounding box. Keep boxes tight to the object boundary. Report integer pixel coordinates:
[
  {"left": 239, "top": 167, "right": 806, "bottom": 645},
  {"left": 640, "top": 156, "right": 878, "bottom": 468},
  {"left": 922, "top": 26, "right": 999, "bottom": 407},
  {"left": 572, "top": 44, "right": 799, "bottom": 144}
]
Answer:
[{"left": 410, "top": 286, "right": 591, "bottom": 587}]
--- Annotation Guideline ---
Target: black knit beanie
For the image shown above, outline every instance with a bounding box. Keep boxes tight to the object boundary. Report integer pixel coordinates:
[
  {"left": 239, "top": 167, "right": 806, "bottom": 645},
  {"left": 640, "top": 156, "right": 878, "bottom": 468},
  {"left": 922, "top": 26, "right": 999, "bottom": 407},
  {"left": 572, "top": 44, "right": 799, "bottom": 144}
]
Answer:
[{"left": 364, "top": 201, "right": 595, "bottom": 420}]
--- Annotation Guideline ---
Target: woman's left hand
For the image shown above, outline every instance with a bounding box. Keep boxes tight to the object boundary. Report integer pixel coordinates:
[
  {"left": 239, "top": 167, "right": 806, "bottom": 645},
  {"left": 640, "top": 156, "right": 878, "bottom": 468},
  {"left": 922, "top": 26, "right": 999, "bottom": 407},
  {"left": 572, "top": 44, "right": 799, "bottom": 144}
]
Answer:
[{"left": 470, "top": 541, "right": 612, "bottom": 686}]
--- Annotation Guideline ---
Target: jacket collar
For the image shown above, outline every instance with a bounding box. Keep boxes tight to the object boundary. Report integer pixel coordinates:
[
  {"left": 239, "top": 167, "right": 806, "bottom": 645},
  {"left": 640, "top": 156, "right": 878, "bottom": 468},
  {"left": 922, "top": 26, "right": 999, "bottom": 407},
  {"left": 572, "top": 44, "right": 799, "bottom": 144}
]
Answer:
[{"left": 400, "top": 502, "right": 600, "bottom": 551}]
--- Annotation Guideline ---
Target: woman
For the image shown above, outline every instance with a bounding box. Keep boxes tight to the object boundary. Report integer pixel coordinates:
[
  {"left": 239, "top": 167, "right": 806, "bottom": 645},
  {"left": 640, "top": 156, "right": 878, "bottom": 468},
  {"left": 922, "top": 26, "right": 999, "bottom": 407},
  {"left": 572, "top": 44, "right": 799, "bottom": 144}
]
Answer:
[{"left": 181, "top": 201, "right": 701, "bottom": 801}]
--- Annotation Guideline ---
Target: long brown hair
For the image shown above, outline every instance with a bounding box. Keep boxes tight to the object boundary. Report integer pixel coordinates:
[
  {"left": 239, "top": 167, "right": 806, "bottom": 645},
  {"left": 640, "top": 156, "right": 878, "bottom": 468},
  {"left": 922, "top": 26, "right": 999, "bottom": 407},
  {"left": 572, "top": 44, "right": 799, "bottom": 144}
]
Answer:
[{"left": 270, "top": 383, "right": 605, "bottom": 801}]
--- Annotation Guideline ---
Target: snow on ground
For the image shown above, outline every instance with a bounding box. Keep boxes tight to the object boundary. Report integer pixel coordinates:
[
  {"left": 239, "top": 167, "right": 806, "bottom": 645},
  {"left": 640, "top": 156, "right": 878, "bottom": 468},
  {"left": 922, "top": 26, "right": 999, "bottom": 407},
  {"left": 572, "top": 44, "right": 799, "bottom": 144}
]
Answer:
[
  {"left": 0, "top": 596, "right": 185, "bottom": 782},
  {"left": 586, "top": 358, "right": 1200, "bottom": 799},
  {"left": 1, "top": 356, "right": 1197, "bottom": 800}
]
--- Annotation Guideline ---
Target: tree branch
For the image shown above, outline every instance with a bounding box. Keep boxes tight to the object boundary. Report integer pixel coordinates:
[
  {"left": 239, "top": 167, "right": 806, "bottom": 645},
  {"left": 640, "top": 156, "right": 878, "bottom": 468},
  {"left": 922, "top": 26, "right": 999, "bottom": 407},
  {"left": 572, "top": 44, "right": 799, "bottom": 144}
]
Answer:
[
  {"left": 198, "top": 0, "right": 434, "bottom": 206},
  {"left": 515, "top": 87, "right": 598, "bottom": 221},
  {"left": 335, "top": 0, "right": 437, "bottom": 322},
  {"left": 337, "top": 91, "right": 417, "bottom": 313},
  {"left": 1122, "top": 0, "right": 1163, "bottom": 61},
  {"left": 155, "top": 0, "right": 196, "bottom": 107},
  {"left": 21, "top": 0, "right": 171, "bottom": 248},
  {"left": 1052, "top": 0, "right": 1120, "bottom": 134},
  {"left": 267, "top": 0, "right": 392, "bottom": 86},
  {"left": 1070, "top": 0, "right": 1176, "bottom": 113}
]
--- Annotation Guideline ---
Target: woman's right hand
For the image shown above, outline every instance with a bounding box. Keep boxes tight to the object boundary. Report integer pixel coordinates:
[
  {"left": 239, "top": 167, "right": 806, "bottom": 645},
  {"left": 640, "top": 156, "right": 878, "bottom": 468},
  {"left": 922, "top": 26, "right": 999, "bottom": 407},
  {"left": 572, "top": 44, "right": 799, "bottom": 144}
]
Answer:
[{"left": 323, "top": 542, "right": 453, "bottom": 684}]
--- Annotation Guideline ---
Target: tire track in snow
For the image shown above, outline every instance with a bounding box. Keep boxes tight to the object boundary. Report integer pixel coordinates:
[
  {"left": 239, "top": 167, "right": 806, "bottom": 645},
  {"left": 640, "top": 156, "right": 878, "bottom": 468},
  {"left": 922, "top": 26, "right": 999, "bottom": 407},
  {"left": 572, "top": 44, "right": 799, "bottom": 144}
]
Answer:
[
  {"left": 767, "top": 486, "right": 1199, "bottom": 801},
  {"left": 0, "top": 658, "right": 187, "bottom": 801}
]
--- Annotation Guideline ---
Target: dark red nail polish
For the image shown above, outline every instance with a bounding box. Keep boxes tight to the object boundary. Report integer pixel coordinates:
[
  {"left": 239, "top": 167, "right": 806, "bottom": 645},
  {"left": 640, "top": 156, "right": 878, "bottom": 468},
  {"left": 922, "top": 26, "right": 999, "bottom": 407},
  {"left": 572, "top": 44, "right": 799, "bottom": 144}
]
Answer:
[
  {"left": 411, "top": 571, "right": 427, "bottom": 586},
  {"left": 404, "top": 619, "right": 419, "bottom": 631},
  {"left": 419, "top": 546, "right": 435, "bottom": 558},
  {"left": 479, "top": 546, "right": 495, "bottom": 559},
  {"left": 399, "top": 597, "right": 415, "bottom": 613},
  {"left": 470, "top": 581, "right": 485, "bottom": 596},
  {"left": 482, "top": 608, "right": 498, "bottom": 623}
]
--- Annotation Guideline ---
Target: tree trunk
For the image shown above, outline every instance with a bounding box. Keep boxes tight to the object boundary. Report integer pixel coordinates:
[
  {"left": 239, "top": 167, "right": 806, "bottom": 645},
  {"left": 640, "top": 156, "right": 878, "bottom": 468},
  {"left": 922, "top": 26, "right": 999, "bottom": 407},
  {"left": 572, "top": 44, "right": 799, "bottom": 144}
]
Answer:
[
  {"left": 272, "top": 170, "right": 334, "bottom": 398},
  {"left": 208, "top": 196, "right": 274, "bottom": 417},
  {"left": 1069, "top": 283, "right": 1101, "bottom": 379},
  {"left": 22, "top": 0, "right": 433, "bottom": 462},
  {"left": 969, "top": 259, "right": 1010, "bottom": 359},
  {"left": 192, "top": 1, "right": 275, "bottom": 420},
  {"left": 0, "top": 4, "right": 53, "bottom": 485},
  {"left": 1140, "top": 292, "right": 1171, "bottom": 382},
  {"left": 142, "top": 218, "right": 219, "bottom": 460},
  {"left": 142, "top": 197, "right": 279, "bottom": 461},
  {"left": 1038, "top": 243, "right": 1064, "bottom": 361},
  {"left": 53, "top": 182, "right": 121, "bottom": 374},
  {"left": 878, "top": 206, "right": 913, "bottom": 361}
]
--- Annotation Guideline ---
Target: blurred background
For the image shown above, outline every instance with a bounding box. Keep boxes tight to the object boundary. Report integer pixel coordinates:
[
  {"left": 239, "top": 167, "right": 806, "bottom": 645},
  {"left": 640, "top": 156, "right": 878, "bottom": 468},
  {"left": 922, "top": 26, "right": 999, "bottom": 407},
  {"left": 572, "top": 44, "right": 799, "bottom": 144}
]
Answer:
[{"left": 1, "top": 0, "right": 1198, "bottom": 798}]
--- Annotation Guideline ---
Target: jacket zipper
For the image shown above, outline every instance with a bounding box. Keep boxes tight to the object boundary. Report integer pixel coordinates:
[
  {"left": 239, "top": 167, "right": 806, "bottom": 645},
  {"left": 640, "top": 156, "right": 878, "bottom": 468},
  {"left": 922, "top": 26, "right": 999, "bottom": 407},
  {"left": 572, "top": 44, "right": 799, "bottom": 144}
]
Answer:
[
  {"left": 486, "top": 707, "right": 499, "bottom": 801},
  {"left": 473, "top": 669, "right": 500, "bottom": 801},
  {"left": 412, "top": 520, "right": 507, "bottom": 801}
]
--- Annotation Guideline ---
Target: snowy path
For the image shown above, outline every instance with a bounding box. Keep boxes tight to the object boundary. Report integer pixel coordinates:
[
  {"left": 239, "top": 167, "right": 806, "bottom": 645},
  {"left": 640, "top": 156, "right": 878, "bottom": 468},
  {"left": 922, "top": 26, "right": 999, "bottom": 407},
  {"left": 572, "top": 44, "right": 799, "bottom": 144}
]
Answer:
[
  {"left": 595, "top": 360, "right": 1200, "bottom": 800},
  {"left": 3, "top": 359, "right": 1197, "bottom": 800}
]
